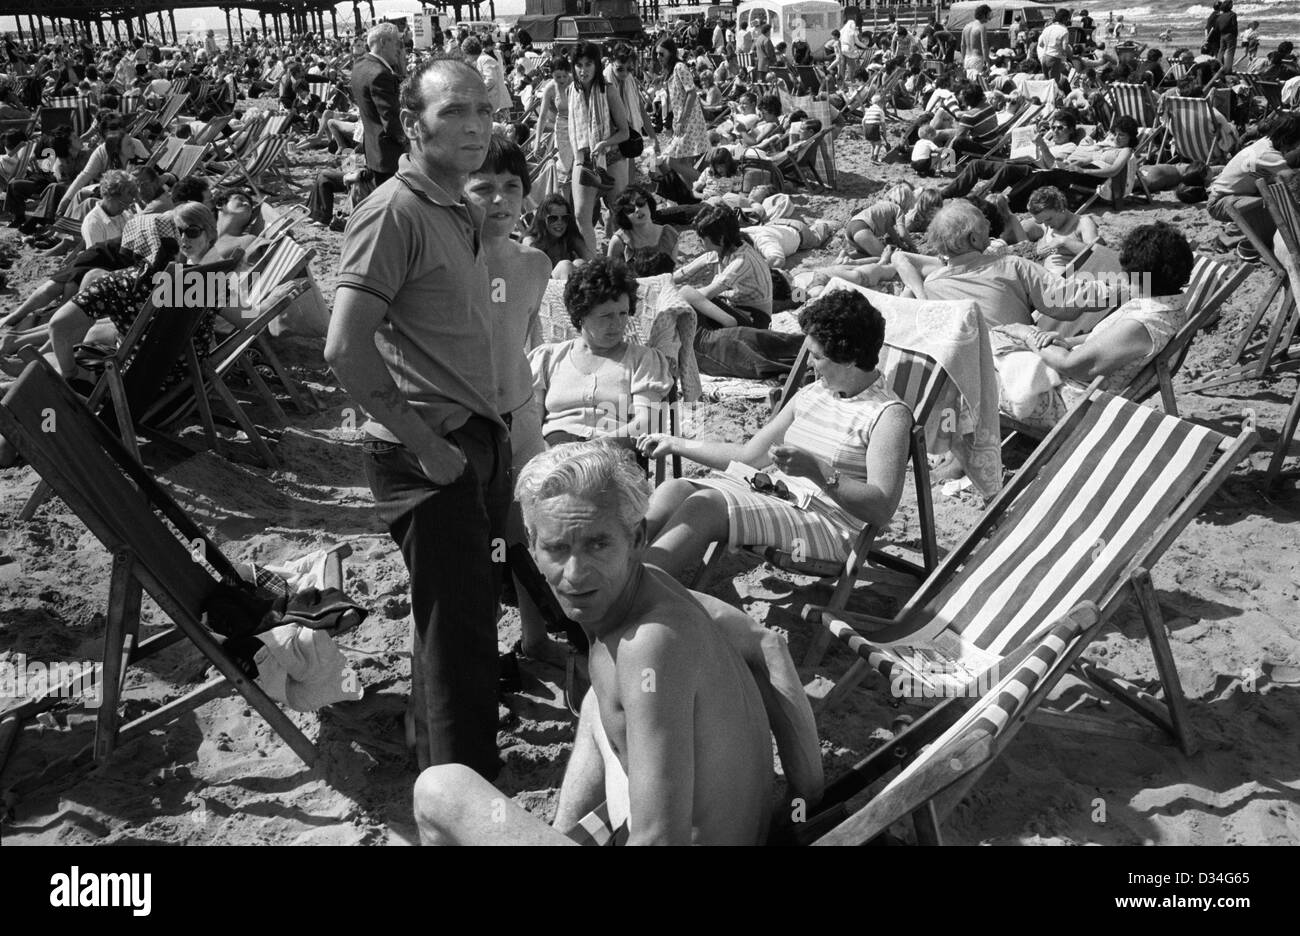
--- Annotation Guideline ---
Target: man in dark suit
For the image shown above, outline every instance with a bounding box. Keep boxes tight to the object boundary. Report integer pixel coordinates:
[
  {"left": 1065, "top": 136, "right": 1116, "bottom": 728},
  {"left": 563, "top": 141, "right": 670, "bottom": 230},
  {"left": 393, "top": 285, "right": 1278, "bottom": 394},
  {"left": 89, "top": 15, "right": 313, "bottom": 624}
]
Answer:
[{"left": 351, "top": 22, "right": 408, "bottom": 189}]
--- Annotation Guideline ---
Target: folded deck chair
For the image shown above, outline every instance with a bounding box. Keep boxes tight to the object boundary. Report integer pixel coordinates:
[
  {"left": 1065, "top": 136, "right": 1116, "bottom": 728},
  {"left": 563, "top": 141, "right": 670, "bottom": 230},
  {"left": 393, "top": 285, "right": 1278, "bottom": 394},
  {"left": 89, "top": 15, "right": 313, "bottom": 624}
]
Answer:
[
  {"left": 1189, "top": 179, "right": 1300, "bottom": 393},
  {"left": 803, "top": 385, "right": 1258, "bottom": 762},
  {"left": 146, "top": 135, "right": 184, "bottom": 171},
  {"left": 701, "top": 341, "right": 951, "bottom": 599},
  {"left": 0, "top": 356, "right": 359, "bottom": 766},
  {"left": 1001, "top": 254, "right": 1249, "bottom": 442}
]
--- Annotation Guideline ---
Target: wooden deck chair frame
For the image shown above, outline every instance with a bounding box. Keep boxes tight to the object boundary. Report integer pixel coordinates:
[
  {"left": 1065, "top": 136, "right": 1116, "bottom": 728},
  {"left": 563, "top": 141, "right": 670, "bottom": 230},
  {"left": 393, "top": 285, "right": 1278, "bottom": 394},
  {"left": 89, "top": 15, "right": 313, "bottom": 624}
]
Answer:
[
  {"left": 803, "top": 383, "right": 1258, "bottom": 760},
  {"left": 795, "top": 600, "right": 1101, "bottom": 845},
  {"left": 1188, "top": 181, "right": 1300, "bottom": 393},
  {"left": 142, "top": 237, "right": 319, "bottom": 429},
  {"left": 0, "top": 356, "right": 339, "bottom": 767},
  {"left": 1076, "top": 125, "right": 1162, "bottom": 213},
  {"left": 1253, "top": 179, "right": 1300, "bottom": 487},
  {"left": 1001, "top": 254, "right": 1249, "bottom": 442},
  {"left": 209, "top": 135, "right": 295, "bottom": 198},
  {"left": 156, "top": 91, "right": 190, "bottom": 131}
]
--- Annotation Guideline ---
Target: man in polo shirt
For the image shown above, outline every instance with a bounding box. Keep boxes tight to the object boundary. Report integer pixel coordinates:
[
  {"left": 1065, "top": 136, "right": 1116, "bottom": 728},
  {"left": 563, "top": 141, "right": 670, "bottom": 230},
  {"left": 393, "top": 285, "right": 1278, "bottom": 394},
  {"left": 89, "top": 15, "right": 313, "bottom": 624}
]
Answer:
[
  {"left": 1207, "top": 113, "right": 1300, "bottom": 257},
  {"left": 325, "top": 58, "right": 509, "bottom": 780},
  {"left": 941, "top": 85, "right": 1002, "bottom": 157}
]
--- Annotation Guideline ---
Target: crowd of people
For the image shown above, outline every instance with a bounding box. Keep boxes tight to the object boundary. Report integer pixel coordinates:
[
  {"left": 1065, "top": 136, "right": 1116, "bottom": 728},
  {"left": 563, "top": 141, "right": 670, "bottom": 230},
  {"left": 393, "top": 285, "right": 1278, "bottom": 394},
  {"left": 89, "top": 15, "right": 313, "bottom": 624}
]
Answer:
[{"left": 0, "top": 5, "right": 1297, "bottom": 845}]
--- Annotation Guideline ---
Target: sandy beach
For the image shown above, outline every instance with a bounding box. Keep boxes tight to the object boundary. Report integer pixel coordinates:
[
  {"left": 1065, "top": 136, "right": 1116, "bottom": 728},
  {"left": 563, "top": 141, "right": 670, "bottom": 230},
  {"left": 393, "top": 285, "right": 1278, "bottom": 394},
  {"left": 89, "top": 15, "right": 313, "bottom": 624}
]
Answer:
[{"left": 1, "top": 118, "right": 1298, "bottom": 846}]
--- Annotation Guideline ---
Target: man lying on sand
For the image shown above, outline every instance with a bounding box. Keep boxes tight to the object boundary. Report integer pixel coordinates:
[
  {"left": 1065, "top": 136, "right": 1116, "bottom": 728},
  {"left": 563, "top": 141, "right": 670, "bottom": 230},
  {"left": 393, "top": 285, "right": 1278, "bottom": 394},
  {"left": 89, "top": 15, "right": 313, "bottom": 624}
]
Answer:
[{"left": 415, "top": 440, "right": 823, "bottom": 845}]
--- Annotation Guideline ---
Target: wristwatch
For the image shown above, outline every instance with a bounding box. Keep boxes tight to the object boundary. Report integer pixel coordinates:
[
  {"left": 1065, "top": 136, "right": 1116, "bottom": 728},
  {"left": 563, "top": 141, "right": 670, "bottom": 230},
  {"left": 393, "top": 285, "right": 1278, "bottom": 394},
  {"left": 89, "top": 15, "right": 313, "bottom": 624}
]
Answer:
[{"left": 823, "top": 469, "right": 841, "bottom": 490}]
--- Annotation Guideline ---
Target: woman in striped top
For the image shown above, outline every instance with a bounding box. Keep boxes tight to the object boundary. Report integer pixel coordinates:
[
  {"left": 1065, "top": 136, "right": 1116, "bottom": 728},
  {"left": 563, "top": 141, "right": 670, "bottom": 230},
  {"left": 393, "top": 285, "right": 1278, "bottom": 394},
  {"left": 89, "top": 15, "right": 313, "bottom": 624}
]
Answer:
[{"left": 637, "top": 291, "right": 913, "bottom": 577}]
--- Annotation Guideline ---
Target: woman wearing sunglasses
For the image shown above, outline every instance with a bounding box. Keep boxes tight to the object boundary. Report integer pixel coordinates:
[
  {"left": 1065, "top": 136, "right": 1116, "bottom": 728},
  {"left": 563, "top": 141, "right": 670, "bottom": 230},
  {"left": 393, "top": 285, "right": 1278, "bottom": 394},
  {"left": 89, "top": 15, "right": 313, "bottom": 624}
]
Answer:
[
  {"left": 568, "top": 41, "right": 630, "bottom": 251},
  {"left": 606, "top": 185, "right": 678, "bottom": 268},
  {"left": 524, "top": 193, "right": 595, "bottom": 280},
  {"left": 42, "top": 203, "right": 243, "bottom": 393}
]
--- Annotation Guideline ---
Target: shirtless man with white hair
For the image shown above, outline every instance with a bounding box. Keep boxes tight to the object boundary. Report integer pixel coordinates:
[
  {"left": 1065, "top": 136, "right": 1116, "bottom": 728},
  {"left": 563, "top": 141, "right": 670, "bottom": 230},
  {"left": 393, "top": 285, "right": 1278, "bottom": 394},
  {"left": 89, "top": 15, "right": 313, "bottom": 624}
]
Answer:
[{"left": 414, "top": 441, "right": 823, "bottom": 845}]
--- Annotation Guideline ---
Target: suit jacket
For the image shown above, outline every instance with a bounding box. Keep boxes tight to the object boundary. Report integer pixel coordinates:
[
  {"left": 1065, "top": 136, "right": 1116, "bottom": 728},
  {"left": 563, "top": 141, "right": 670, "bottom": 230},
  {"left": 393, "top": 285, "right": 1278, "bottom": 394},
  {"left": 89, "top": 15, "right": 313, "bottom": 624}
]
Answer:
[{"left": 351, "top": 53, "right": 407, "bottom": 174}]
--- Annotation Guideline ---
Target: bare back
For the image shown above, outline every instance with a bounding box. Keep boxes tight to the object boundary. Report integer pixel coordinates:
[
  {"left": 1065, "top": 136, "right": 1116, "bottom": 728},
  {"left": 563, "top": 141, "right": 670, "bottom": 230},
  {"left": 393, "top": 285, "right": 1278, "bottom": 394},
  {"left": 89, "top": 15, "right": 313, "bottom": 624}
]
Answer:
[{"left": 587, "top": 565, "right": 774, "bottom": 845}]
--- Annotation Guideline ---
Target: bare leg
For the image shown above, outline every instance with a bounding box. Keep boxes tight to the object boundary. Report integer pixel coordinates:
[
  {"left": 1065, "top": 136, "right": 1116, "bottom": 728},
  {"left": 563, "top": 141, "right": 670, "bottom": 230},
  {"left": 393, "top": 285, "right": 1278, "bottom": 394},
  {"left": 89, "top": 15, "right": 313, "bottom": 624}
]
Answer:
[
  {"left": 47, "top": 302, "right": 94, "bottom": 378},
  {"left": 644, "top": 477, "right": 699, "bottom": 541},
  {"left": 644, "top": 487, "right": 730, "bottom": 578},
  {"left": 414, "top": 763, "right": 576, "bottom": 846},
  {"left": 675, "top": 284, "right": 738, "bottom": 329},
  {"left": 572, "top": 176, "right": 601, "bottom": 255},
  {"left": 551, "top": 689, "right": 609, "bottom": 834},
  {"left": 1, "top": 279, "right": 64, "bottom": 329}
]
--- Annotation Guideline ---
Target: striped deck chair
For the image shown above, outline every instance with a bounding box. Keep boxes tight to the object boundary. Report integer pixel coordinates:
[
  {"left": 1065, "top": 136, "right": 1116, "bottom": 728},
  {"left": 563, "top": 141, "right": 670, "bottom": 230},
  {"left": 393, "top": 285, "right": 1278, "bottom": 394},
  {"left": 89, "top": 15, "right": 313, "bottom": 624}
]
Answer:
[
  {"left": 1255, "top": 180, "right": 1300, "bottom": 487},
  {"left": 145, "top": 237, "right": 319, "bottom": 433},
  {"left": 262, "top": 113, "right": 292, "bottom": 139},
  {"left": 146, "top": 135, "right": 184, "bottom": 171},
  {"left": 803, "top": 385, "right": 1258, "bottom": 770},
  {"left": 118, "top": 89, "right": 142, "bottom": 116},
  {"left": 1104, "top": 82, "right": 1159, "bottom": 129},
  {"left": 957, "top": 101, "right": 1045, "bottom": 167},
  {"left": 209, "top": 135, "right": 293, "bottom": 197},
  {"left": 1, "top": 138, "right": 38, "bottom": 190},
  {"left": 157, "top": 91, "right": 189, "bottom": 130},
  {"left": 190, "top": 113, "right": 233, "bottom": 148},
  {"left": 795, "top": 601, "right": 1100, "bottom": 845},
  {"left": 39, "top": 95, "right": 89, "bottom": 136},
  {"left": 166, "top": 143, "right": 212, "bottom": 181},
  {"left": 0, "top": 354, "right": 358, "bottom": 767},
  {"left": 1189, "top": 180, "right": 1300, "bottom": 393},
  {"left": 1164, "top": 95, "right": 1219, "bottom": 165},
  {"left": 1020, "top": 79, "right": 1059, "bottom": 107},
  {"left": 1075, "top": 125, "right": 1162, "bottom": 212},
  {"left": 1002, "top": 254, "right": 1249, "bottom": 442},
  {"left": 699, "top": 342, "right": 951, "bottom": 610}
]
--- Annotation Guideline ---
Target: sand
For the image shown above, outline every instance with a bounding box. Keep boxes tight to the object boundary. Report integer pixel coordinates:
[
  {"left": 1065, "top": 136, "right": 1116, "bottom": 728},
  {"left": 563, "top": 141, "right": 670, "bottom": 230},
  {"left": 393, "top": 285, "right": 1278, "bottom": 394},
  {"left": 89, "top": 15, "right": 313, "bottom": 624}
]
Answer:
[{"left": 1, "top": 125, "right": 1299, "bottom": 847}]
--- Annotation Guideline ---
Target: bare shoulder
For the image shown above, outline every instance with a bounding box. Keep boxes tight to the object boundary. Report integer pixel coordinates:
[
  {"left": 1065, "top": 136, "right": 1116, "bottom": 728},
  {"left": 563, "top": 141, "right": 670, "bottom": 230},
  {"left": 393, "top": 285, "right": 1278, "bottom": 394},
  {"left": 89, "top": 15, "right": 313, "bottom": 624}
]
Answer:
[{"left": 612, "top": 575, "right": 711, "bottom": 687}]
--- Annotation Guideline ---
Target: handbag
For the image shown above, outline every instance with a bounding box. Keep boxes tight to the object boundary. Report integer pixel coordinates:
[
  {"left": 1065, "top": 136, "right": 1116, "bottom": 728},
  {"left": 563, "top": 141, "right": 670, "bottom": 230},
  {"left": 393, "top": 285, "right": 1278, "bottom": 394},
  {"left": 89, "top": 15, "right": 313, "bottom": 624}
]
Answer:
[{"left": 619, "top": 127, "right": 644, "bottom": 158}]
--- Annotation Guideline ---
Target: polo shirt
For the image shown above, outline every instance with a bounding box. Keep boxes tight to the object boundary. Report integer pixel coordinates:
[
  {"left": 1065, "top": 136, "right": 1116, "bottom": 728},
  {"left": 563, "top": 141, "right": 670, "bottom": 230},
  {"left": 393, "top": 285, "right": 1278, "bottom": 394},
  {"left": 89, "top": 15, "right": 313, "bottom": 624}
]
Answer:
[
  {"left": 924, "top": 253, "right": 1110, "bottom": 328},
  {"left": 958, "top": 104, "right": 1000, "bottom": 143},
  {"left": 336, "top": 154, "right": 502, "bottom": 440},
  {"left": 1209, "top": 137, "right": 1288, "bottom": 198}
]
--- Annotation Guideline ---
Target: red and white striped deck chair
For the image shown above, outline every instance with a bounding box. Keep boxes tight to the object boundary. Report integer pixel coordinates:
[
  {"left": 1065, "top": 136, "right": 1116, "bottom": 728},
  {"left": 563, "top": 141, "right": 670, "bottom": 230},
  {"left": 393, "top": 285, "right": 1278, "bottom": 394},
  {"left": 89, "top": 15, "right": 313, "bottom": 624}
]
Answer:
[
  {"left": 146, "top": 236, "right": 319, "bottom": 429},
  {"left": 210, "top": 134, "right": 293, "bottom": 197},
  {"left": 803, "top": 386, "right": 1258, "bottom": 771},
  {"left": 39, "top": 94, "right": 89, "bottom": 136},
  {"left": 262, "top": 113, "right": 292, "bottom": 139},
  {"left": 1190, "top": 180, "right": 1300, "bottom": 394},
  {"left": 1164, "top": 95, "right": 1219, "bottom": 165},
  {"left": 118, "top": 88, "right": 142, "bottom": 116},
  {"left": 166, "top": 143, "right": 212, "bottom": 181},
  {"left": 1256, "top": 179, "right": 1300, "bottom": 487},
  {"left": 798, "top": 600, "right": 1100, "bottom": 845},
  {"left": 1104, "top": 82, "right": 1159, "bottom": 129},
  {"left": 190, "top": 113, "right": 233, "bottom": 148},
  {"left": 157, "top": 91, "right": 190, "bottom": 130},
  {"left": 146, "top": 135, "right": 184, "bottom": 171},
  {"left": 1003, "top": 254, "right": 1248, "bottom": 441},
  {"left": 700, "top": 342, "right": 951, "bottom": 614}
]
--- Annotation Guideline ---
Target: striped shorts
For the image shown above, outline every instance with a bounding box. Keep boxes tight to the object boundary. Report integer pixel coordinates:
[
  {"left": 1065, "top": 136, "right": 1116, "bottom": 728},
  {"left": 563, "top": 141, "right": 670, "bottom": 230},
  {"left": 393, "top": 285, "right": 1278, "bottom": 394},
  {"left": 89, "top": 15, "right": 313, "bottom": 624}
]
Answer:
[{"left": 691, "top": 472, "right": 860, "bottom": 563}]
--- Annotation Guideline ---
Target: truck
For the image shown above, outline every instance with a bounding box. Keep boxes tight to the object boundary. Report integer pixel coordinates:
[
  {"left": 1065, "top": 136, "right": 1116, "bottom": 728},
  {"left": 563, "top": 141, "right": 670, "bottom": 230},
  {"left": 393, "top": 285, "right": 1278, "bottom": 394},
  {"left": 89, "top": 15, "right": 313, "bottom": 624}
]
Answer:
[
  {"left": 515, "top": 14, "right": 618, "bottom": 55},
  {"left": 520, "top": 0, "right": 645, "bottom": 43}
]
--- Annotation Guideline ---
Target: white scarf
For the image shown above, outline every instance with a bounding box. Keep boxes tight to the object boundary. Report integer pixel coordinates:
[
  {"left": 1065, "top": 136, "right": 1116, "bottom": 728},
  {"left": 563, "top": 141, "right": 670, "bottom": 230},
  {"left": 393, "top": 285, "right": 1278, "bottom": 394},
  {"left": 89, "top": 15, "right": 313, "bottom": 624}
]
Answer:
[{"left": 569, "top": 80, "right": 611, "bottom": 165}]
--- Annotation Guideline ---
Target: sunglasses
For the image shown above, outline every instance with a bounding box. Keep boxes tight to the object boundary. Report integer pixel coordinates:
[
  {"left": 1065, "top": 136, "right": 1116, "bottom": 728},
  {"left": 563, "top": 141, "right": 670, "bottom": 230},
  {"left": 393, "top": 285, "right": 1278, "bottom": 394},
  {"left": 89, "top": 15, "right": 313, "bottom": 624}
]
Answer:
[
  {"left": 1051, "top": 124, "right": 1069, "bottom": 130},
  {"left": 749, "top": 471, "right": 793, "bottom": 501},
  {"left": 630, "top": 198, "right": 649, "bottom": 208},
  {"left": 178, "top": 225, "right": 205, "bottom": 238},
  {"left": 546, "top": 213, "right": 571, "bottom": 222}
]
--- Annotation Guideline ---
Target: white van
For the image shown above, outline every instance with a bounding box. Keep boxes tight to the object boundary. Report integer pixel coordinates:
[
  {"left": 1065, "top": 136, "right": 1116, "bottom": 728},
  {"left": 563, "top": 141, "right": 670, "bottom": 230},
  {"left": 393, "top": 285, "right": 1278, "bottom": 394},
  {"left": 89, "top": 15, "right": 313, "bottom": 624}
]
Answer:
[{"left": 736, "top": 0, "right": 842, "bottom": 59}]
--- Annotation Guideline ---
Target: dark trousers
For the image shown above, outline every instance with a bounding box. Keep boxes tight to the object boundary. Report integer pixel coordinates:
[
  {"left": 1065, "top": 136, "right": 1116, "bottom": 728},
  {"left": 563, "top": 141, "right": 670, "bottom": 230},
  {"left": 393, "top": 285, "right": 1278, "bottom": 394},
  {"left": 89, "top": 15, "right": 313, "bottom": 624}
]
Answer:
[
  {"left": 306, "top": 168, "right": 347, "bottom": 224},
  {"left": 1007, "top": 167, "right": 1102, "bottom": 211},
  {"left": 942, "top": 160, "right": 1034, "bottom": 199},
  {"left": 363, "top": 415, "right": 512, "bottom": 779},
  {"left": 694, "top": 325, "right": 806, "bottom": 379},
  {"left": 4, "top": 178, "right": 57, "bottom": 223}
]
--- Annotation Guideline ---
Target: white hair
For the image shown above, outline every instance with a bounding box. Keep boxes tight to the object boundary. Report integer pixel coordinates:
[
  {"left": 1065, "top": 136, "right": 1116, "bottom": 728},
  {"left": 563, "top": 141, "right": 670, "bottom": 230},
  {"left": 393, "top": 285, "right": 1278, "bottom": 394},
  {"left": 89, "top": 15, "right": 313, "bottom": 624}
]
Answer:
[
  {"left": 515, "top": 441, "right": 650, "bottom": 543},
  {"left": 928, "top": 200, "right": 988, "bottom": 257},
  {"left": 367, "top": 22, "right": 400, "bottom": 49}
]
